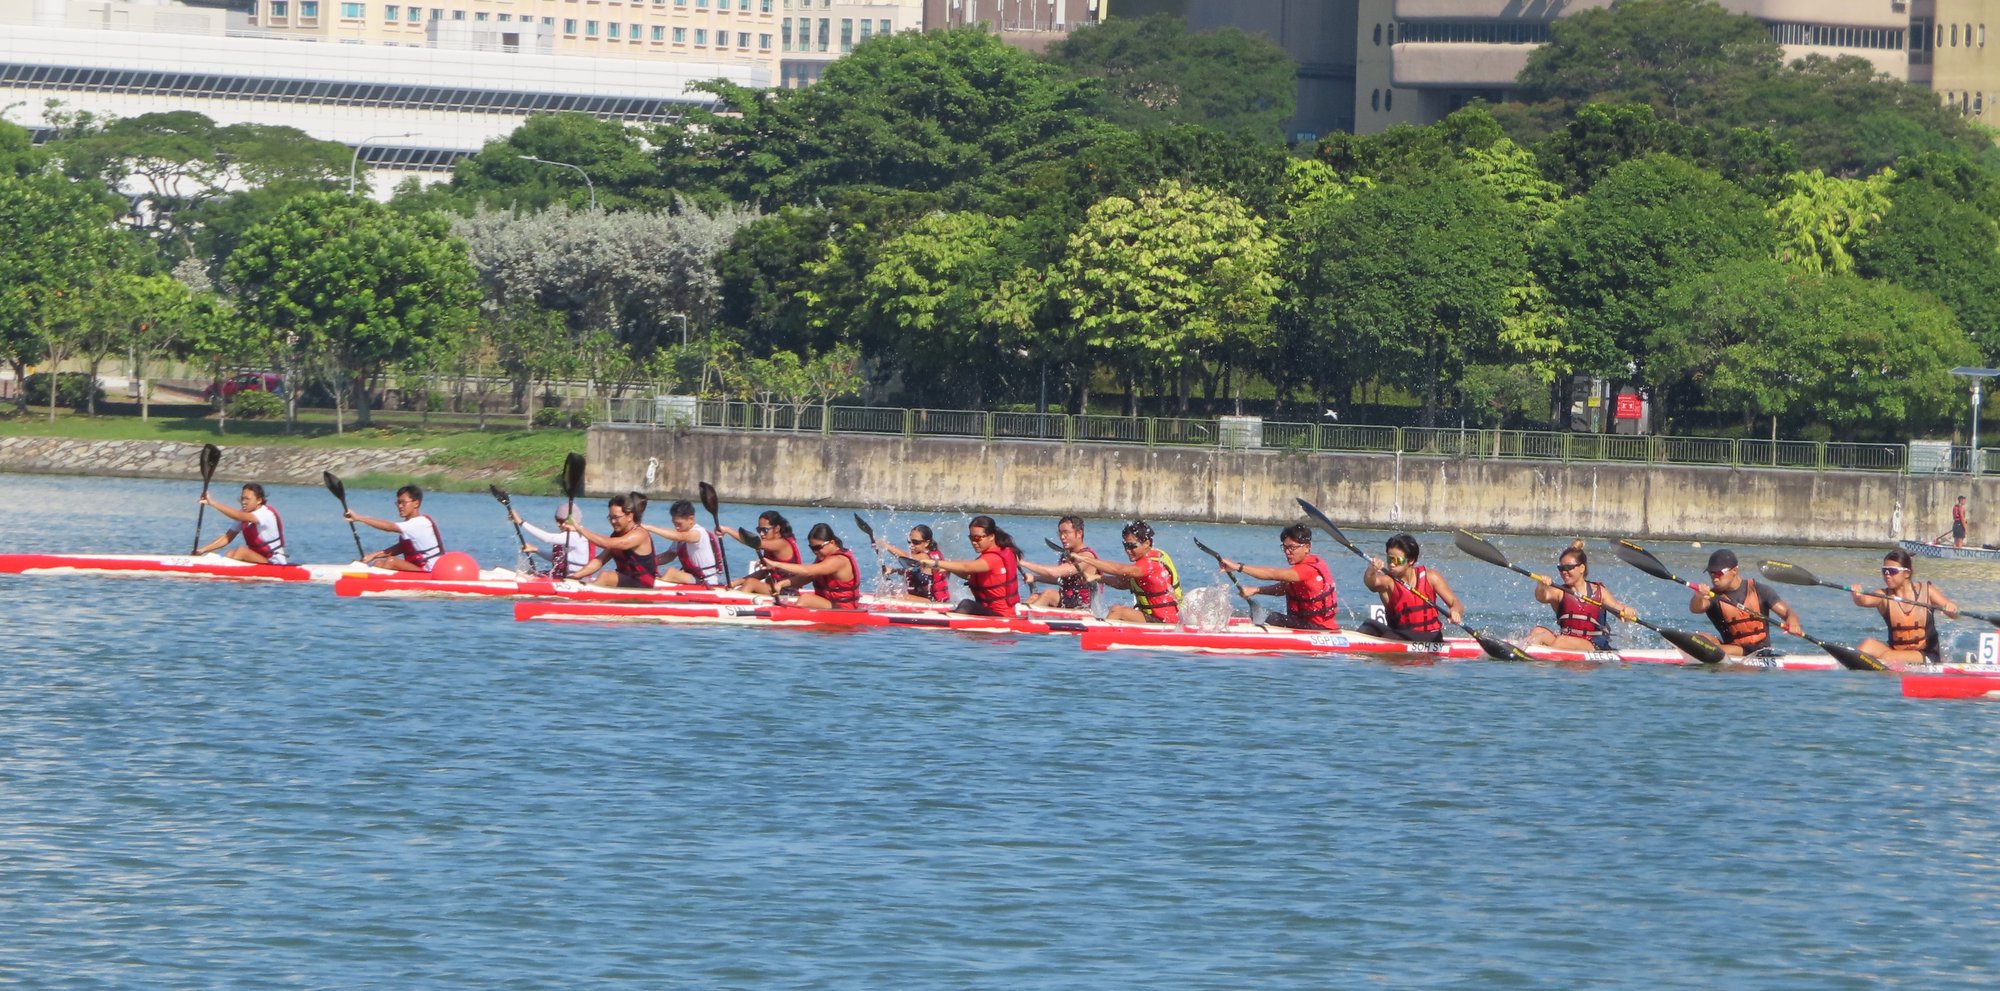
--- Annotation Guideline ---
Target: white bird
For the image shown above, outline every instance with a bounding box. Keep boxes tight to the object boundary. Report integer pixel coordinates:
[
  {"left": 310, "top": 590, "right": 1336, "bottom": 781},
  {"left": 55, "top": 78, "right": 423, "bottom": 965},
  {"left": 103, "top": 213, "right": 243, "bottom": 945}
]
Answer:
[{"left": 1323, "top": 409, "right": 1340, "bottom": 421}]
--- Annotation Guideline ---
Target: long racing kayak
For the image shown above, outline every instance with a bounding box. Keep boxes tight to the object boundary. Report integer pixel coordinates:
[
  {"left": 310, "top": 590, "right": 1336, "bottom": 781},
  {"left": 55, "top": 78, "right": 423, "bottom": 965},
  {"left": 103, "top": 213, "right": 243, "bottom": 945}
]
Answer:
[
  {"left": 1075, "top": 626, "right": 1871, "bottom": 668},
  {"left": 513, "top": 599, "right": 1099, "bottom": 633},
  {"left": 0, "top": 552, "right": 367, "bottom": 583},
  {"left": 1901, "top": 670, "right": 2000, "bottom": 698}
]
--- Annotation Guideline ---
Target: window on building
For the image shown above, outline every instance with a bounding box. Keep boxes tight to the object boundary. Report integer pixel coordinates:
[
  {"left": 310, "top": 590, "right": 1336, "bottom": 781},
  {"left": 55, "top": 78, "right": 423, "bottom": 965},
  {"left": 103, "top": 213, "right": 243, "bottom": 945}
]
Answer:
[
  {"left": 695, "top": 28, "right": 706, "bottom": 44},
  {"left": 840, "top": 17, "right": 851, "bottom": 51},
  {"left": 271, "top": 0, "right": 288, "bottom": 15},
  {"left": 673, "top": 25, "right": 685, "bottom": 41},
  {"left": 1952, "top": 23, "right": 1959, "bottom": 45},
  {"left": 1385, "top": 89, "right": 1393, "bottom": 110},
  {"left": 859, "top": 18, "right": 870, "bottom": 40},
  {"left": 818, "top": 17, "right": 828, "bottom": 51},
  {"left": 408, "top": 6, "right": 419, "bottom": 19},
  {"left": 498, "top": 11, "right": 510, "bottom": 19},
  {"left": 758, "top": 32, "right": 769, "bottom": 48},
  {"left": 781, "top": 18, "right": 790, "bottom": 49},
  {"left": 563, "top": 17, "right": 576, "bottom": 32},
  {"left": 585, "top": 19, "right": 597, "bottom": 34},
  {"left": 877, "top": 18, "right": 888, "bottom": 35},
  {"left": 384, "top": 4, "right": 397, "bottom": 19},
  {"left": 475, "top": 11, "right": 487, "bottom": 19},
  {"left": 302, "top": 1, "right": 319, "bottom": 16},
  {"left": 1373, "top": 24, "right": 1380, "bottom": 45},
  {"left": 608, "top": 21, "right": 619, "bottom": 36},
  {"left": 541, "top": 16, "right": 551, "bottom": 25},
  {"left": 737, "top": 31, "right": 748, "bottom": 46},
  {"left": 652, "top": 24, "right": 662, "bottom": 40},
  {"left": 762, "top": 0, "right": 771, "bottom": 11},
  {"left": 451, "top": 8, "right": 464, "bottom": 17},
  {"left": 340, "top": 1, "right": 362, "bottom": 16},
  {"left": 1370, "top": 89, "right": 1380, "bottom": 112}
]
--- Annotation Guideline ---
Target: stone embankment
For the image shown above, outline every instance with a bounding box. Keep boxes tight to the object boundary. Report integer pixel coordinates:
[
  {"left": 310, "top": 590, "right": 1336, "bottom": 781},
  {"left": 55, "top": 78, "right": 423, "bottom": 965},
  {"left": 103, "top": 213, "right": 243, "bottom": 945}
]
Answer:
[{"left": 0, "top": 437, "right": 438, "bottom": 484}]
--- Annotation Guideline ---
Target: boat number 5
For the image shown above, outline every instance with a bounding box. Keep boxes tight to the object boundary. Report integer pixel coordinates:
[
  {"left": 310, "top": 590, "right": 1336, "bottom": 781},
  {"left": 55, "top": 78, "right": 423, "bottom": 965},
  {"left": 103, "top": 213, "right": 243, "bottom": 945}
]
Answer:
[{"left": 1980, "top": 632, "right": 1999, "bottom": 666}]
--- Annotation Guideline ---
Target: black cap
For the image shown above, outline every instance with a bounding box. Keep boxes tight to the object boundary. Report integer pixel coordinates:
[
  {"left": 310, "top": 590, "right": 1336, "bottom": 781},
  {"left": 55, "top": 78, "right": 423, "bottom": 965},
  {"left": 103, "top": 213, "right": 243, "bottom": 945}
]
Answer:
[{"left": 1705, "top": 549, "right": 1738, "bottom": 571}]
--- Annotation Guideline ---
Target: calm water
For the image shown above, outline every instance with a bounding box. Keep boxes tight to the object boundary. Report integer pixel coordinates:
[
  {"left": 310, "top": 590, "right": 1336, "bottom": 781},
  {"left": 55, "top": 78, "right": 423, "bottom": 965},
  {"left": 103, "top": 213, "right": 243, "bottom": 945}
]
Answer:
[{"left": 2, "top": 473, "right": 1998, "bottom": 989}]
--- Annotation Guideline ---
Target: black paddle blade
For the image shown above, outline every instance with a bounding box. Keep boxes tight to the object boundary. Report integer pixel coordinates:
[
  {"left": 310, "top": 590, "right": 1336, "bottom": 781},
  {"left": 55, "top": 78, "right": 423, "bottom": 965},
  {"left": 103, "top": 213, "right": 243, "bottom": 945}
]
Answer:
[
  {"left": 699, "top": 481, "right": 720, "bottom": 517},
  {"left": 1044, "top": 537, "right": 1066, "bottom": 554},
  {"left": 1658, "top": 627, "right": 1726, "bottom": 665},
  {"left": 488, "top": 484, "right": 512, "bottom": 506},
  {"left": 1190, "top": 537, "right": 1227, "bottom": 563},
  {"left": 1612, "top": 539, "right": 1676, "bottom": 582},
  {"left": 199, "top": 443, "right": 221, "bottom": 482},
  {"left": 728, "top": 523, "right": 762, "bottom": 550},
  {"left": 561, "top": 453, "right": 585, "bottom": 499},
  {"left": 322, "top": 471, "right": 347, "bottom": 505},
  {"left": 852, "top": 514, "right": 876, "bottom": 542},
  {"left": 1475, "top": 633, "right": 1535, "bottom": 663},
  {"left": 1821, "top": 639, "right": 1889, "bottom": 672},
  {"left": 1295, "top": 498, "right": 1360, "bottom": 556},
  {"left": 1757, "top": 560, "right": 1821, "bottom": 588},
  {"left": 1452, "top": 529, "right": 1512, "bottom": 570}
]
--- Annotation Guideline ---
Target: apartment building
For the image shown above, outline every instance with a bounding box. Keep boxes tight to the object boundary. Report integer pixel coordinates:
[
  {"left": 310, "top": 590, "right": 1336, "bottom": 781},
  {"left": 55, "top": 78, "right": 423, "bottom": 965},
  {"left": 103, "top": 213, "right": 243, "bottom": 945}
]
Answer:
[
  {"left": 921, "top": 0, "right": 1103, "bottom": 52},
  {"left": 243, "top": 0, "right": 781, "bottom": 66},
  {"left": 777, "top": 0, "right": 921, "bottom": 87}
]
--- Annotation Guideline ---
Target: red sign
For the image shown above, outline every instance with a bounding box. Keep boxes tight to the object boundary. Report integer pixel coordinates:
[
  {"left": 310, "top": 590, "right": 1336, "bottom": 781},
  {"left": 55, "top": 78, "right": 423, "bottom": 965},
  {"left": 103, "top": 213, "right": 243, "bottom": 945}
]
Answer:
[{"left": 1614, "top": 393, "right": 1643, "bottom": 420}]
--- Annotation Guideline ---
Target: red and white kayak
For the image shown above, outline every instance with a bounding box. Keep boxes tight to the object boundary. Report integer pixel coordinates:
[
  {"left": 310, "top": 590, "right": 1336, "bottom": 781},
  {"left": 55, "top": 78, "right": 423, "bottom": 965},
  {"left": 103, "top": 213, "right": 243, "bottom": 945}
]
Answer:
[
  {"left": 335, "top": 573, "right": 758, "bottom": 602},
  {"left": 513, "top": 599, "right": 1099, "bottom": 633},
  {"left": 1076, "top": 626, "right": 1868, "bottom": 668},
  {"left": 0, "top": 552, "right": 362, "bottom": 583},
  {"left": 1901, "top": 670, "right": 2000, "bottom": 698}
]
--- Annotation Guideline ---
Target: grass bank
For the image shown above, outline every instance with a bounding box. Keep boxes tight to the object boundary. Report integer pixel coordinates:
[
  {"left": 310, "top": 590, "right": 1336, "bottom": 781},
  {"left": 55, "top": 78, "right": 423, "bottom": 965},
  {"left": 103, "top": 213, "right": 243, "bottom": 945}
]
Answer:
[{"left": 0, "top": 408, "right": 584, "bottom": 494}]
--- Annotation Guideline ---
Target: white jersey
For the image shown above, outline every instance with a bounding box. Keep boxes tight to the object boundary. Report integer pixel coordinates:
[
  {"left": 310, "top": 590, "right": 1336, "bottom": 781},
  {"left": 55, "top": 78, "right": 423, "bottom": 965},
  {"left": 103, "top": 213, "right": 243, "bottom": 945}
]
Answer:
[
  {"left": 670, "top": 523, "right": 726, "bottom": 586},
  {"left": 521, "top": 520, "right": 593, "bottom": 578},
  {"left": 227, "top": 505, "right": 287, "bottom": 565},
  {"left": 393, "top": 515, "right": 444, "bottom": 569}
]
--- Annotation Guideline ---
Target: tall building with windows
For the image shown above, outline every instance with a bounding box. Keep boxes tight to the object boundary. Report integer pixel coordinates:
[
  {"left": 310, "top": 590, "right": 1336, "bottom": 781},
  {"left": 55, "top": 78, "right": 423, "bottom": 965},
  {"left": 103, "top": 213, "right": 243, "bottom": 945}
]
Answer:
[
  {"left": 243, "top": 0, "right": 780, "bottom": 65},
  {"left": 921, "top": 0, "right": 1103, "bottom": 53},
  {"left": 776, "top": 0, "right": 921, "bottom": 87}
]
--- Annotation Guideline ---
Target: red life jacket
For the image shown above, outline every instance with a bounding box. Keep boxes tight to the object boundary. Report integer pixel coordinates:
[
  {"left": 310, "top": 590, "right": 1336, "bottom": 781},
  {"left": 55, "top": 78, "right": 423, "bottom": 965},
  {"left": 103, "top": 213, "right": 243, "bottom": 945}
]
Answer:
[
  {"left": 1059, "top": 544, "right": 1096, "bottom": 609},
  {"left": 1554, "top": 580, "right": 1608, "bottom": 638},
  {"left": 610, "top": 534, "right": 658, "bottom": 588},
  {"left": 1886, "top": 583, "right": 1938, "bottom": 655},
  {"left": 1132, "top": 549, "right": 1179, "bottom": 624},
  {"left": 814, "top": 547, "right": 862, "bottom": 609},
  {"left": 904, "top": 549, "right": 949, "bottom": 601},
  {"left": 676, "top": 529, "right": 727, "bottom": 586},
  {"left": 1385, "top": 566, "right": 1442, "bottom": 635},
  {"left": 243, "top": 506, "right": 285, "bottom": 562},
  {"left": 397, "top": 514, "right": 444, "bottom": 569},
  {"left": 968, "top": 546, "right": 1020, "bottom": 617},
  {"left": 1705, "top": 580, "right": 1769, "bottom": 650},
  {"left": 1283, "top": 553, "right": 1339, "bottom": 630}
]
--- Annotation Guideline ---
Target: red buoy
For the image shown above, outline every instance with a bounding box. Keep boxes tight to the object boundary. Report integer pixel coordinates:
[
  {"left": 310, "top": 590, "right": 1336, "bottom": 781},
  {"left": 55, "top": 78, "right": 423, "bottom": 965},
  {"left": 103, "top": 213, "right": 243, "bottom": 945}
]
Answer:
[{"left": 431, "top": 550, "right": 480, "bottom": 580}]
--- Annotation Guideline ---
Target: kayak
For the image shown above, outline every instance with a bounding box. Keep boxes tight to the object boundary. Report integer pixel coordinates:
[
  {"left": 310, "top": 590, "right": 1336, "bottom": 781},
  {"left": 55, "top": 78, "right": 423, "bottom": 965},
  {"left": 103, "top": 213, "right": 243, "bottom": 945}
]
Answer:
[
  {"left": 334, "top": 573, "right": 764, "bottom": 602},
  {"left": 0, "top": 552, "right": 359, "bottom": 583},
  {"left": 1895, "top": 539, "right": 2000, "bottom": 563},
  {"left": 514, "top": 599, "right": 1099, "bottom": 633},
  {"left": 0, "top": 552, "right": 517, "bottom": 584},
  {"left": 1075, "top": 626, "right": 1868, "bottom": 669},
  {"left": 1901, "top": 670, "right": 2000, "bottom": 698}
]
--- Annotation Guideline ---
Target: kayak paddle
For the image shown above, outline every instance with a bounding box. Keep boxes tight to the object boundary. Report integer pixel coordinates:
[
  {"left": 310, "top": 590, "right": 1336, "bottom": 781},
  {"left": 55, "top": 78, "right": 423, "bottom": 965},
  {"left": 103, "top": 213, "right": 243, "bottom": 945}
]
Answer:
[
  {"left": 854, "top": 514, "right": 885, "bottom": 590},
  {"left": 1757, "top": 559, "right": 2000, "bottom": 627},
  {"left": 559, "top": 453, "right": 585, "bottom": 521},
  {"left": 699, "top": 481, "right": 731, "bottom": 584},
  {"left": 1452, "top": 529, "right": 1724, "bottom": 664},
  {"left": 324, "top": 470, "right": 367, "bottom": 562},
  {"left": 1191, "top": 536, "right": 1270, "bottom": 627},
  {"left": 490, "top": 485, "right": 531, "bottom": 573},
  {"left": 1612, "top": 539, "right": 1885, "bottom": 671},
  {"left": 191, "top": 443, "right": 221, "bottom": 554},
  {"left": 1296, "top": 497, "right": 1536, "bottom": 662}
]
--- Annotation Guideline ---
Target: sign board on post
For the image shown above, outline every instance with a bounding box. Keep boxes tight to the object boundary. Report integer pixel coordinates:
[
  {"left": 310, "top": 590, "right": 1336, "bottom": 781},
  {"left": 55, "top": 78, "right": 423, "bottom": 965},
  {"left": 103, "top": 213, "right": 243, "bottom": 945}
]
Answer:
[{"left": 1615, "top": 393, "right": 1643, "bottom": 420}]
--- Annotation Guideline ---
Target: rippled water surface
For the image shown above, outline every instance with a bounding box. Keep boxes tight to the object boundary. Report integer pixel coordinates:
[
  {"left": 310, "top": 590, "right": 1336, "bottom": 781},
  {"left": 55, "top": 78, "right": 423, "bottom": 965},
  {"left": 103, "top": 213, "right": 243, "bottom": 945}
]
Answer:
[{"left": 3, "top": 473, "right": 1999, "bottom": 989}]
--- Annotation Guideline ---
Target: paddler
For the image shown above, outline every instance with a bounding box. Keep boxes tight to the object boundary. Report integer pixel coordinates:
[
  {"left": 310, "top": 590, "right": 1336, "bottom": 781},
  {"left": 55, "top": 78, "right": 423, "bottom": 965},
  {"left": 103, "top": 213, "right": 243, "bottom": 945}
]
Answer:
[
  {"left": 642, "top": 499, "right": 728, "bottom": 586},
  {"left": 509, "top": 500, "right": 591, "bottom": 579},
  {"left": 1020, "top": 516, "right": 1095, "bottom": 611},
  {"left": 196, "top": 482, "right": 288, "bottom": 565},
  {"left": 1357, "top": 534, "right": 1462, "bottom": 643},
  {"left": 760, "top": 523, "right": 863, "bottom": 609},
  {"left": 876, "top": 524, "right": 952, "bottom": 603},
  {"left": 721, "top": 511, "right": 800, "bottom": 595},
  {"left": 1070, "top": 520, "right": 1180, "bottom": 625},
  {"left": 1687, "top": 549, "right": 1802, "bottom": 656},
  {"left": 564, "top": 492, "right": 658, "bottom": 588},
  {"left": 1851, "top": 548, "right": 1959, "bottom": 666},
  {"left": 924, "top": 515, "right": 1022, "bottom": 618},
  {"left": 1218, "top": 524, "right": 1339, "bottom": 630},
  {"left": 346, "top": 484, "right": 444, "bottom": 572},
  {"left": 1526, "top": 547, "right": 1637, "bottom": 651}
]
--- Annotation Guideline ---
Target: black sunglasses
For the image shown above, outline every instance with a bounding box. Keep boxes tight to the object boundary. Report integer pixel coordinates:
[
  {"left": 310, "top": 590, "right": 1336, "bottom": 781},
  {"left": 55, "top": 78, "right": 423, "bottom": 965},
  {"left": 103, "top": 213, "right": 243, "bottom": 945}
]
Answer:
[{"left": 1557, "top": 562, "right": 1580, "bottom": 572}]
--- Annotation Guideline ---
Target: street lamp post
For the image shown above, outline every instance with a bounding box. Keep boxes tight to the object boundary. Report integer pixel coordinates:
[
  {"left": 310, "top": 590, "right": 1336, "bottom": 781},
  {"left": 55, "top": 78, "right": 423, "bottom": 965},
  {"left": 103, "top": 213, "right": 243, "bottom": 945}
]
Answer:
[
  {"left": 666, "top": 312, "right": 688, "bottom": 348},
  {"left": 1950, "top": 367, "right": 2000, "bottom": 474},
  {"left": 348, "top": 132, "right": 419, "bottom": 196},
  {"left": 519, "top": 154, "right": 597, "bottom": 212}
]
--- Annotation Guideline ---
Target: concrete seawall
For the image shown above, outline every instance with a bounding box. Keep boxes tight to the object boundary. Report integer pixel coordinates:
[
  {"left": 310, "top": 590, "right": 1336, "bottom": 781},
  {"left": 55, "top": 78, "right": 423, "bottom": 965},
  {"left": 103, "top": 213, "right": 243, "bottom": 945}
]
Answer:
[
  {"left": 590, "top": 425, "right": 1999, "bottom": 546},
  {"left": 0, "top": 437, "right": 438, "bottom": 485}
]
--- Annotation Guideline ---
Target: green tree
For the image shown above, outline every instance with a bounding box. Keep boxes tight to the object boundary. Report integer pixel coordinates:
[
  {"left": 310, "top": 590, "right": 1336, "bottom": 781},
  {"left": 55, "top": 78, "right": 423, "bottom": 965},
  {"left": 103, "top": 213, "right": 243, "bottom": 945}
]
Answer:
[
  {"left": 440, "top": 112, "right": 676, "bottom": 213},
  {"left": 1042, "top": 14, "right": 1297, "bottom": 143},
  {"left": 852, "top": 210, "right": 1029, "bottom": 407},
  {"left": 1852, "top": 182, "right": 2000, "bottom": 359},
  {"left": 1767, "top": 168, "right": 1893, "bottom": 275},
  {"left": 1295, "top": 172, "right": 1529, "bottom": 424},
  {"left": 225, "top": 193, "right": 479, "bottom": 429},
  {"left": 1057, "top": 180, "right": 1280, "bottom": 414},
  {"left": 1531, "top": 154, "right": 1773, "bottom": 380},
  {"left": 1515, "top": 0, "right": 1779, "bottom": 119},
  {"left": 714, "top": 206, "right": 840, "bottom": 357},
  {"left": 0, "top": 170, "right": 128, "bottom": 415},
  {"left": 661, "top": 28, "right": 1101, "bottom": 208}
]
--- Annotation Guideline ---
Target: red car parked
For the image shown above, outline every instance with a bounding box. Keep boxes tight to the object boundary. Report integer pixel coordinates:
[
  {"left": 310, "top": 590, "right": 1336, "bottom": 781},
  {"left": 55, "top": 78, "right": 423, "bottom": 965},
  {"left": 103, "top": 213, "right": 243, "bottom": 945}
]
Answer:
[{"left": 205, "top": 372, "right": 284, "bottom": 401}]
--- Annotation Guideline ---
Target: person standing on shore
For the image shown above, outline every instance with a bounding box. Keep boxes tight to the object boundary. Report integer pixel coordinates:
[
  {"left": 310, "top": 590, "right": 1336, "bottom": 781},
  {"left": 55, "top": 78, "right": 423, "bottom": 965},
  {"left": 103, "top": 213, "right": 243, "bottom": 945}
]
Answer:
[
  {"left": 347, "top": 484, "right": 443, "bottom": 572},
  {"left": 510, "top": 501, "right": 590, "bottom": 579},
  {"left": 1688, "top": 549, "right": 1802, "bottom": 656},
  {"left": 196, "top": 482, "right": 288, "bottom": 565},
  {"left": 1952, "top": 495, "right": 1970, "bottom": 548}
]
